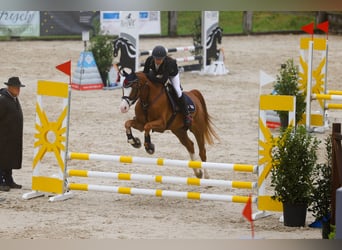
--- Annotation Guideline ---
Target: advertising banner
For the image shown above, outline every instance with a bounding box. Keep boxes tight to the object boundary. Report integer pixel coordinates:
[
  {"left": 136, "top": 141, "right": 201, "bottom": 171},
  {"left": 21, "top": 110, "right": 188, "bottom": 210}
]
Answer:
[
  {"left": 40, "top": 11, "right": 99, "bottom": 36},
  {"left": 100, "top": 11, "right": 160, "bottom": 35},
  {"left": 0, "top": 11, "right": 40, "bottom": 37}
]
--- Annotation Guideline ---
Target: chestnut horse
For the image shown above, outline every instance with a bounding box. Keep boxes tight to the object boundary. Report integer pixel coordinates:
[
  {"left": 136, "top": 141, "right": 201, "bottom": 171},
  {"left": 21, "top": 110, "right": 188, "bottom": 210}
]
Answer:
[{"left": 119, "top": 71, "right": 219, "bottom": 179}]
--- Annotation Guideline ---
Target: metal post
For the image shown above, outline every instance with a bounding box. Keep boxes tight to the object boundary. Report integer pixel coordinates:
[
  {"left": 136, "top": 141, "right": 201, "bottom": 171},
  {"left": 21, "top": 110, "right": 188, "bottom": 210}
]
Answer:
[
  {"left": 323, "top": 40, "right": 329, "bottom": 128},
  {"left": 305, "top": 40, "right": 314, "bottom": 131},
  {"left": 336, "top": 187, "right": 342, "bottom": 239},
  {"left": 201, "top": 11, "right": 207, "bottom": 71}
]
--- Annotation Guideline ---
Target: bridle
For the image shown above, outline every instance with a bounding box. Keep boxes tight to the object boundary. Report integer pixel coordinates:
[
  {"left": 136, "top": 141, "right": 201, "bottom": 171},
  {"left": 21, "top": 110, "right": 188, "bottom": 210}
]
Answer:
[
  {"left": 120, "top": 71, "right": 173, "bottom": 128},
  {"left": 121, "top": 78, "right": 140, "bottom": 107},
  {"left": 121, "top": 75, "right": 164, "bottom": 112}
]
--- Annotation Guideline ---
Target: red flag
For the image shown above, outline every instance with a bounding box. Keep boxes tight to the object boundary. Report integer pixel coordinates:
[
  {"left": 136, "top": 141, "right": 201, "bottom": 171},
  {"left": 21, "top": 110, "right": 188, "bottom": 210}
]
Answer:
[
  {"left": 301, "top": 22, "right": 314, "bottom": 35},
  {"left": 56, "top": 60, "right": 71, "bottom": 76},
  {"left": 317, "top": 21, "right": 329, "bottom": 33},
  {"left": 242, "top": 194, "right": 255, "bottom": 239},
  {"left": 242, "top": 195, "right": 253, "bottom": 222}
]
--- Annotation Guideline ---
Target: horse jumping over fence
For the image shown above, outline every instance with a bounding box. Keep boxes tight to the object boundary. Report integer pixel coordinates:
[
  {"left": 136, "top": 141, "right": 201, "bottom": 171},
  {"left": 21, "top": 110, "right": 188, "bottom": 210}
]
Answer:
[{"left": 119, "top": 70, "right": 219, "bottom": 179}]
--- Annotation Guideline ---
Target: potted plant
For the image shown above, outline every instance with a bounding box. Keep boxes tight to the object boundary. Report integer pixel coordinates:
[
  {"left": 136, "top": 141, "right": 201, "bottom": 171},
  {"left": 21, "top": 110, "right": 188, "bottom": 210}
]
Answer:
[
  {"left": 88, "top": 19, "right": 114, "bottom": 87},
  {"left": 273, "top": 58, "right": 306, "bottom": 128},
  {"left": 309, "top": 135, "right": 332, "bottom": 238},
  {"left": 270, "top": 125, "right": 320, "bottom": 227}
]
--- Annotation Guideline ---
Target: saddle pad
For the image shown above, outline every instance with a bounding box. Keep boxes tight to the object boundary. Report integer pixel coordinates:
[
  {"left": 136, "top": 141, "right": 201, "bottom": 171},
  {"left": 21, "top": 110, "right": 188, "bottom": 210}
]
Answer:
[
  {"left": 165, "top": 85, "right": 195, "bottom": 113},
  {"left": 184, "top": 94, "right": 195, "bottom": 112}
]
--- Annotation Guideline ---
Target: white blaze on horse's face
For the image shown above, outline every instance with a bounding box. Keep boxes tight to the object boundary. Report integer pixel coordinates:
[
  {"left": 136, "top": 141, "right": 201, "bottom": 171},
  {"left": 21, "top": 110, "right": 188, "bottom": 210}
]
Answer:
[{"left": 120, "top": 86, "right": 133, "bottom": 113}]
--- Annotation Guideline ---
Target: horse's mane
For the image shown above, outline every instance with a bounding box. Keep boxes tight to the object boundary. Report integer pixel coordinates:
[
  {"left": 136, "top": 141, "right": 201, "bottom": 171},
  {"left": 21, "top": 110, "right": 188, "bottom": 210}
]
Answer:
[
  {"left": 135, "top": 71, "right": 161, "bottom": 87},
  {"left": 135, "top": 71, "right": 148, "bottom": 81}
]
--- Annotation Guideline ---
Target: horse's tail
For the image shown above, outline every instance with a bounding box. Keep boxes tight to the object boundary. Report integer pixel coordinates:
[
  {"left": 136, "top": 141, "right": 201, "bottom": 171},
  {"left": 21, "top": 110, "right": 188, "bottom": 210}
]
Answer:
[{"left": 192, "top": 89, "right": 220, "bottom": 145}]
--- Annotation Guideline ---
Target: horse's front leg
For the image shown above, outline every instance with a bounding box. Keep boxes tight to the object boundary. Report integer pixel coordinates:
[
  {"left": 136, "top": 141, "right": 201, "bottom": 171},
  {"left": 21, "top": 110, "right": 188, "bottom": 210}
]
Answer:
[
  {"left": 143, "top": 120, "right": 165, "bottom": 154},
  {"left": 125, "top": 118, "right": 144, "bottom": 148}
]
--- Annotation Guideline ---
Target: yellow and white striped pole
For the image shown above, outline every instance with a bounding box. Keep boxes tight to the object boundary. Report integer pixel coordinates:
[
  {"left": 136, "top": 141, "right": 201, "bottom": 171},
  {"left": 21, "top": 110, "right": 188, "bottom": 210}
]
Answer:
[
  {"left": 67, "top": 169, "right": 257, "bottom": 190},
  {"left": 68, "top": 152, "right": 257, "bottom": 173},
  {"left": 66, "top": 183, "right": 257, "bottom": 204}
]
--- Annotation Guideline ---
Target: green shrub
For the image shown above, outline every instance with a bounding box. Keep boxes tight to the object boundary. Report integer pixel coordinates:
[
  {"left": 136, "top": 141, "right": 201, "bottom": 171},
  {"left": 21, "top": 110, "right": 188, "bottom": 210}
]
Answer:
[
  {"left": 89, "top": 34, "right": 114, "bottom": 85},
  {"left": 273, "top": 58, "right": 306, "bottom": 127},
  {"left": 271, "top": 125, "right": 320, "bottom": 204},
  {"left": 309, "top": 136, "right": 332, "bottom": 221},
  {"left": 88, "top": 18, "right": 115, "bottom": 86}
]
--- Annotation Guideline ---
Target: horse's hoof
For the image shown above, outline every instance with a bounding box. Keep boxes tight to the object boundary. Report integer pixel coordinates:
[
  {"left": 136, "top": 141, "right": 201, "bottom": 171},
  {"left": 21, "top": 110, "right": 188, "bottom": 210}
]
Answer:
[
  {"left": 144, "top": 143, "right": 155, "bottom": 154},
  {"left": 146, "top": 149, "right": 154, "bottom": 154},
  {"left": 133, "top": 137, "right": 142, "bottom": 148},
  {"left": 128, "top": 137, "right": 141, "bottom": 148},
  {"left": 194, "top": 169, "right": 203, "bottom": 179}
]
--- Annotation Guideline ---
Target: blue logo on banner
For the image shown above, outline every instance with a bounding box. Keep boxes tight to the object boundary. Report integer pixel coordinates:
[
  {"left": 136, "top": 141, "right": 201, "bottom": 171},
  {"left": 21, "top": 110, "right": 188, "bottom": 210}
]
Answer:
[
  {"left": 103, "top": 12, "right": 120, "bottom": 19},
  {"left": 139, "top": 12, "right": 148, "bottom": 19}
]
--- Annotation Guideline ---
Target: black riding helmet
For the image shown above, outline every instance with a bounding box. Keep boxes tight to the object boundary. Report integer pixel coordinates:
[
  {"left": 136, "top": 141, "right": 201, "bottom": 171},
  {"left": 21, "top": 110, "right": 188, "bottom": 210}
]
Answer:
[{"left": 152, "top": 45, "right": 167, "bottom": 60}]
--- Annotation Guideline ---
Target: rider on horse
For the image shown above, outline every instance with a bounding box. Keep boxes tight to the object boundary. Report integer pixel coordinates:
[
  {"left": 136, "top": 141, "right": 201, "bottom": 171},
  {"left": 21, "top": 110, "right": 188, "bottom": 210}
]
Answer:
[{"left": 143, "top": 45, "right": 192, "bottom": 129}]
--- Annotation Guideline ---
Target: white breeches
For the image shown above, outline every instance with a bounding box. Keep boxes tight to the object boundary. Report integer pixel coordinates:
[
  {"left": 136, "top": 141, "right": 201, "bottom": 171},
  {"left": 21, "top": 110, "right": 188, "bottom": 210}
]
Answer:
[{"left": 170, "top": 73, "right": 182, "bottom": 98}]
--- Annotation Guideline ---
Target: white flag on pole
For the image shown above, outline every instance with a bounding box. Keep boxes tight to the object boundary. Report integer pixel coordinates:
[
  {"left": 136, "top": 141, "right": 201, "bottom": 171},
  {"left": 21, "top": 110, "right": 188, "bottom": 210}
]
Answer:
[{"left": 259, "top": 70, "right": 275, "bottom": 87}]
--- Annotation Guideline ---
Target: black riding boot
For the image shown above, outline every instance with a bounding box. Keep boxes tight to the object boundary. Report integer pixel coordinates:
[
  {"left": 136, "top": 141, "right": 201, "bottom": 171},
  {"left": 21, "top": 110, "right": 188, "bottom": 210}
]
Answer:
[{"left": 178, "top": 94, "right": 192, "bottom": 129}]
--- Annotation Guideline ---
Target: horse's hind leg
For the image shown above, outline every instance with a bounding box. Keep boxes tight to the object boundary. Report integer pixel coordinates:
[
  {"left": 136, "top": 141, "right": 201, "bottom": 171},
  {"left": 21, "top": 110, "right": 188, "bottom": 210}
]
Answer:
[
  {"left": 173, "top": 129, "right": 206, "bottom": 179},
  {"left": 191, "top": 128, "right": 210, "bottom": 179}
]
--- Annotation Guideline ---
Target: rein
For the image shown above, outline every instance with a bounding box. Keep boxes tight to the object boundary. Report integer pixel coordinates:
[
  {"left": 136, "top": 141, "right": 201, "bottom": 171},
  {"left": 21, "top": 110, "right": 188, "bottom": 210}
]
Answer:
[
  {"left": 139, "top": 82, "right": 164, "bottom": 123},
  {"left": 141, "top": 82, "right": 177, "bottom": 129},
  {"left": 140, "top": 83, "right": 165, "bottom": 111}
]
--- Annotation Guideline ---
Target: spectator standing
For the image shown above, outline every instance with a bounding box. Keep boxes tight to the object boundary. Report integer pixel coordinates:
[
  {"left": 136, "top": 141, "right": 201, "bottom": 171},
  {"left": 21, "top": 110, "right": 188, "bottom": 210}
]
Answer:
[{"left": 0, "top": 77, "right": 25, "bottom": 191}]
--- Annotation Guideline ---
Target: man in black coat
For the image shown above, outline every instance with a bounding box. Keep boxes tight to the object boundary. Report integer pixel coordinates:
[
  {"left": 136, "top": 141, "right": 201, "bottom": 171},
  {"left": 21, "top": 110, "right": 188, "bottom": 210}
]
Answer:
[{"left": 0, "top": 77, "right": 25, "bottom": 191}]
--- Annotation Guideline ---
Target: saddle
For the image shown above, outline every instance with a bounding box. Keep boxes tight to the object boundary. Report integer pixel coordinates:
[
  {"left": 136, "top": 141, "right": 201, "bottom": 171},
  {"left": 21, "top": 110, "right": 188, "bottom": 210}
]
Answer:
[{"left": 164, "top": 82, "right": 195, "bottom": 114}]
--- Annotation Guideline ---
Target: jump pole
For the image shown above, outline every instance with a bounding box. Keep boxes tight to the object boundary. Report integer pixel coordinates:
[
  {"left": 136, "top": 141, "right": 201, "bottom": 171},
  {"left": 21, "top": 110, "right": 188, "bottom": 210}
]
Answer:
[
  {"left": 68, "top": 152, "right": 257, "bottom": 173},
  {"left": 67, "top": 183, "right": 255, "bottom": 203},
  {"left": 140, "top": 45, "right": 203, "bottom": 56},
  {"left": 67, "top": 169, "right": 257, "bottom": 189}
]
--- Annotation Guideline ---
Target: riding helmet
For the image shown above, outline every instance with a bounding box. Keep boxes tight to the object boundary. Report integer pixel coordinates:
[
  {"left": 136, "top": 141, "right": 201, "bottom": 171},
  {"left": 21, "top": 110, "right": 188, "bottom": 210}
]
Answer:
[{"left": 152, "top": 45, "right": 167, "bottom": 59}]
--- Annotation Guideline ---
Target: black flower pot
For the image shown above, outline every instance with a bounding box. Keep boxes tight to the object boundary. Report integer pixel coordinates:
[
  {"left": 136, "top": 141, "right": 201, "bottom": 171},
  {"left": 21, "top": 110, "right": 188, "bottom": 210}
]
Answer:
[{"left": 283, "top": 203, "right": 307, "bottom": 227}]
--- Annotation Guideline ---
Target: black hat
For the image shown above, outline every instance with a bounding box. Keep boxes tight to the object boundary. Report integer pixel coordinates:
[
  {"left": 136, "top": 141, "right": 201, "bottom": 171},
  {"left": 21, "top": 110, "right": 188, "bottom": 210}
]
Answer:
[
  {"left": 152, "top": 45, "right": 167, "bottom": 59},
  {"left": 4, "top": 77, "right": 25, "bottom": 87}
]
